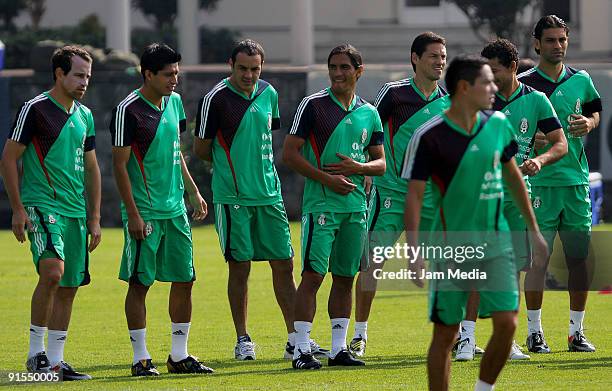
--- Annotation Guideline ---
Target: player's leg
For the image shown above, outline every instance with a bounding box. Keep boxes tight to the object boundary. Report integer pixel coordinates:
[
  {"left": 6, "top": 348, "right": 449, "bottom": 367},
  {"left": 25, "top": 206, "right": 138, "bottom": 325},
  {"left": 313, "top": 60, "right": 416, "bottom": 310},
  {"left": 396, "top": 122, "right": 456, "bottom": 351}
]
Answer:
[
  {"left": 478, "top": 311, "right": 517, "bottom": 388},
  {"left": 455, "top": 291, "right": 480, "bottom": 361},
  {"left": 428, "top": 322, "right": 459, "bottom": 391}
]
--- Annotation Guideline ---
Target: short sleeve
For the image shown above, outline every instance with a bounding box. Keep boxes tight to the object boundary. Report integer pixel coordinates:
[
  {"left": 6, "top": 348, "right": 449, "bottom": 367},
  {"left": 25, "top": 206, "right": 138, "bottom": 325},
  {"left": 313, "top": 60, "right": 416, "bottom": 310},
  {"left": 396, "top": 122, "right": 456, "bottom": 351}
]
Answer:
[
  {"left": 536, "top": 94, "right": 562, "bottom": 134},
  {"left": 374, "top": 84, "right": 394, "bottom": 124},
  {"left": 84, "top": 110, "right": 96, "bottom": 151},
  {"left": 9, "top": 102, "right": 37, "bottom": 145},
  {"left": 367, "top": 110, "right": 384, "bottom": 146},
  {"left": 288, "top": 97, "right": 314, "bottom": 139},
  {"left": 582, "top": 74, "right": 602, "bottom": 117},
  {"left": 500, "top": 118, "right": 518, "bottom": 163},
  {"left": 401, "top": 133, "right": 432, "bottom": 181},
  {"left": 110, "top": 106, "right": 137, "bottom": 147},
  {"left": 271, "top": 89, "right": 281, "bottom": 130},
  {"left": 196, "top": 93, "right": 219, "bottom": 140}
]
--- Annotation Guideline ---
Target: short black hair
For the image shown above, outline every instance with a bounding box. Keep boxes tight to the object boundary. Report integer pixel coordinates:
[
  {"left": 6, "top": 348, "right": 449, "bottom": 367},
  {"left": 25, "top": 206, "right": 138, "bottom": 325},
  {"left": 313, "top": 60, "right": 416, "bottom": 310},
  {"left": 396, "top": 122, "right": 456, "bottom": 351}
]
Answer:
[
  {"left": 230, "top": 39, "right": 265, "bottom": 64},
  {"left": 444, "top": 55, "right": 488, "bottom": 97},
  {"left": 410, "top": 32, "right": 446, "bottom": 72},
  {"left": 327, "top": 44, "right": 363, "bottom": 69},
  {"left": 481, "top": 39, "right": 519, "bottom": 69},
  {"left": 51, "top": 45, "right": 92, "bottom": 81},
  {"left": 140, "top": 43, "right": 181, "bottom": 81},
  {"left": 533, "top": 15, "right": 569, "bottom": 55},
  {"left": 517, "top": 58, "right": 535, "bottom": 74}
]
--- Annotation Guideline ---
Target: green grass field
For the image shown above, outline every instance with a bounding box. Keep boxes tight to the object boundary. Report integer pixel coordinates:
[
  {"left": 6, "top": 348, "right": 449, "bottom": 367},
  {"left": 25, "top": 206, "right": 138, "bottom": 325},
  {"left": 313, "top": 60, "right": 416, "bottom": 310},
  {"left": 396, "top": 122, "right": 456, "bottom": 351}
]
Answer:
[{"left": 0, "top": 223, "right": 611, "bottom": 390}]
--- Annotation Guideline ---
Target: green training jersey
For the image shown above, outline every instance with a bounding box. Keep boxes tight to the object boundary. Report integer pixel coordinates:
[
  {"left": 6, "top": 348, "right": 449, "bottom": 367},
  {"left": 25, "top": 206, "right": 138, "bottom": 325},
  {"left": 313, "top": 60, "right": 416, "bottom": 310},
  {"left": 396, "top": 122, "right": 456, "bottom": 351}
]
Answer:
[
  {"left": 402, "top": 111, "right": 518, "bottom": 258},
  {"left": 196, "top": 78, "right": 282, "bottom": 206},
  {"left": 289, "top": 88, "right": 384, "bottom": 214},
  {"left": 492, "top": 82, "right": 561, "bottom": 195},
  {"left": 110, "top": 90, "right": 187, "bottom": 220},
  {"left": 9, "top": 91, "right": 95, "bottom": 218},
  {"left": 519, "top": 66, "right": 602, "bottom": 186}
]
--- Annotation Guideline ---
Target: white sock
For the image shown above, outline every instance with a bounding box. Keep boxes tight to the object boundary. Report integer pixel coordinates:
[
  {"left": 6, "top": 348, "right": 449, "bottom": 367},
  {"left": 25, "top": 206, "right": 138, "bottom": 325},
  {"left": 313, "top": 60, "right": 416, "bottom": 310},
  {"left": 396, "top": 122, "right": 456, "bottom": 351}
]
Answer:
[
  {"left": 28, "top": 324, "right": 47, "bottom": 358},
  {"left": 569, "top": 310, "right": 585, "bottom": 336},
  {"left": 474, "top": 379, "right": 494, "bottom": 391},
  {"left": 330, "top": 318, "right": 350, "bottom": 357},
  {"left": 527, "top": 309, "right": 542, "bottom": 334},
  {"left": 353, "top": 321, "right": 368, "bottom": 340},
  {"left": 460, "top": 320, "right": 476, "bottom": 343},
  {"left": 129, "top": 328, "right": 151, "bottom": 364},
  {"left": 288, "top": 331, "right": 296, "bottom": 346},
  {"left": 170, "top": 322, "right": 190, "bottom": 362},
  {"left": 46, "top": 330, "right": 67, "bottom": 366},
  {"left": 294, "top": 321, "right": 312, "bottom": 359}
]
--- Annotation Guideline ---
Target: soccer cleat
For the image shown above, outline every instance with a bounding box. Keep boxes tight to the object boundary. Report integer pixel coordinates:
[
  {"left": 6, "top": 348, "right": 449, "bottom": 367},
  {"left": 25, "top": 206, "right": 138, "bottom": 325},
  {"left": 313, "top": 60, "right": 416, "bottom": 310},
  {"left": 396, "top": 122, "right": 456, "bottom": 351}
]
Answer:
[
  {"left": 131, "top": 359, "right": 160, "bottom": 376},
  {"left": 349, "top": 337, "right": 366, "bottom": 357},
  {"left": 284, "top": 339, "right": 329, "bottom": 359},
  {"left": 328, "top": 349, "right": 365, "bottom": 366},
  {"left": 167, "top": 355, "right": 214, "bottom": 374},
  {"left": 474, "top": 345, "right": 485, "bottom": 354},
  {"left": 453, "top": 338, "right": 483, "bottom": 355},
  {"left": 568, "top": 331, "right": 596, "bottom": 352},
  {"left": 26, "top": 351, "right": 51, "bottom": 373},
  {"left": 454, "top": 338, "right": 475, "bottom": 361},
  {"left": 51, "top": 361, "right": 92, "bottom": 381},
  {"left": 292, "top": 351, "right": 322, "bottom": 370},
  {"left": 526, "top": 331, "right": 551, "bottom": 353},
  {"left": 235, "top": 340, "right": 256, "bottom": 360},
  {"left": 508, "top": 341, "right": 530, "bottom": 360}
]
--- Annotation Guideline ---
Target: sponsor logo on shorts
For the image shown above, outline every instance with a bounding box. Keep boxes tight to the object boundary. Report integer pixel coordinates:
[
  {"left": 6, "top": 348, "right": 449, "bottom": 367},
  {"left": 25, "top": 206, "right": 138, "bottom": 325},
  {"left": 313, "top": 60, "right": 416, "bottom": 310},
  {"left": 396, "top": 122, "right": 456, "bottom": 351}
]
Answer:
[
  {"left": 384, "top": 197, "right": 392, "bottom": 209},
  {"left": 533, "top": 196, "right": 541, "bottom": 209},
  {"left": 317, "top": 214, "right": 326, "bottom": 226},
  {"left": 145, "top": 222, "right": 153, "bottom": 236},
  {"left": 48, "top": 215, "right": 56, "bottom": 224},
  {"left": 234, "top": 205, "right": 240, "bottom": 209}
]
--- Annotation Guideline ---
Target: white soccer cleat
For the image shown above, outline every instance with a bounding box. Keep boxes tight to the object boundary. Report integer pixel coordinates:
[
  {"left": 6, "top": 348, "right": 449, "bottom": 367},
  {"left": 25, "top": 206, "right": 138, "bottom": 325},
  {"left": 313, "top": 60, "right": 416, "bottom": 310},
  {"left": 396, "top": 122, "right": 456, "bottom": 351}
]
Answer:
[
  {"left": 455, "top": 338, "right": 475, "bottom": 361},
  {"left": 508, "top": 340, "right": 531, "bottom": 360},
  {"left": 234, "top": 340, "right": 256, "bottom": 360}
]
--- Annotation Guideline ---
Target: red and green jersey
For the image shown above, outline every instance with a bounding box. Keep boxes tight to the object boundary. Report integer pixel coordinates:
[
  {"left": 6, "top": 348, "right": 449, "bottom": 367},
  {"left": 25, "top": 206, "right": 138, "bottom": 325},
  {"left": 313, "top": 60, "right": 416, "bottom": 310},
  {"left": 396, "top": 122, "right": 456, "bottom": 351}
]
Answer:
[
  {"left": 10, "top": 91, "right": 95, "bottom": 217},
  {"left": 519, "top": 66, "right": 602, "bottom": 186},
  {"left": 196, "top": 78, "right": 282, "bottom": 206},
  {"left": 289, "top": 88, "right": 384, "bottom": 214},
  {"left": 110, "top": 90, "right": 187, "bottom": 220}
]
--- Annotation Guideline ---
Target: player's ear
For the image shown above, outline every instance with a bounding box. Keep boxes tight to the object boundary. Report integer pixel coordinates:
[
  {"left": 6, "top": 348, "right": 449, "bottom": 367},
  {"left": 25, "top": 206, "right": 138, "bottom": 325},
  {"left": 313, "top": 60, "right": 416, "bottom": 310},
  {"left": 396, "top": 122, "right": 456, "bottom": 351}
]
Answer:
[
  {"left": 355, "top": 64, "right": 364, "bottom": 79},
  {"left": 228, "top": 58, "right": 234, "bottom": 69},
  {"left": 510, "top": 60, "right": 518, "bottom": 74}
]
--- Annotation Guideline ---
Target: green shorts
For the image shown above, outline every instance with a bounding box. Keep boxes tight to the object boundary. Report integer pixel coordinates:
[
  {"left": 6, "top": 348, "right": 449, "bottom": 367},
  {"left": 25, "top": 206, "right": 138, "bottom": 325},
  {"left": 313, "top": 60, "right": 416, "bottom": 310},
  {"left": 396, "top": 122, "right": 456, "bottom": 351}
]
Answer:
[
  {"left": 428, "top": 257, "right": 518, "bottom": 325},
  {"left": 26, "top": 206, "right": 90, "bottom": 288},
  {"left": 503, "top": 201, "right": 532, "bottom": 271},
  {"left": 214, "top": 201, "right": 293, "bottom": 262},
  {"left": 119, "top": 213, "right": 195, "bottom": 286},
  {"left": 531, "top": 185, "right": 591, "bottom": 259},
  {"left": 301, "top": 211, "right": 367, "bottom": 277}
]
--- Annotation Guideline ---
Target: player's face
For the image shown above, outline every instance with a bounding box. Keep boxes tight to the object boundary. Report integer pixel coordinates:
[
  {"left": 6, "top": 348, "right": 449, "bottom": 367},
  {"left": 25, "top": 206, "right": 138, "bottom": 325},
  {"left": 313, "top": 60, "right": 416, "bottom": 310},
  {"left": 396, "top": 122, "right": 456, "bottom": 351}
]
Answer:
[
  {"left": 536, "top": 28, "right": 568, "bottom": 64},
  {"left": 58, "top": 56, "right": 91, "bottom": 101},
  {"left": 487, "top": 57, "right": 513, "bottom": 92},
  {"left": 229, "top": 52, "right": 262, "bottom": 95},
  {"left": 146, "top": 63, "right": 179, "bottom": 96},
  {"left": 414, "top": 43, "right": 446, "bottom": 81},
  {"left": 328, "top": 53, "right": 363, "bottom": 95},
  {"left": 467, "top": 65, "right": 498, "bottom": 110}
]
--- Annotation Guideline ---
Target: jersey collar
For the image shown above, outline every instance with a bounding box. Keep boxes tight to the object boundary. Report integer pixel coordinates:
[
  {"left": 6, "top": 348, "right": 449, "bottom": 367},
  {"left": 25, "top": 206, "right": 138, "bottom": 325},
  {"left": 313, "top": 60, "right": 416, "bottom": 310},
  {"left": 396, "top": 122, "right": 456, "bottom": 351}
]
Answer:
[
  {"left": 443, "top": 111, "right": 482, "bottom": 137},
  {"left": 224, "top": 78, "right": 259, "bottom": 100},
  {"left": 495, "top": 82, "right": 523, "bottom": 103},
  {"left": 327, "top": 87, "right": 357, "bottom": 111},
  {"left": 135, "top": 89, "right": 167, "bottom": 111},
  {"left": 410, "top": 78, "right": 439, "bottom": 102},
  {"left": 535, "top": 65, "right": 567, "bottom": 83},
  {"left": 43, "top": 91, "right": 75, "bottom": 114}
]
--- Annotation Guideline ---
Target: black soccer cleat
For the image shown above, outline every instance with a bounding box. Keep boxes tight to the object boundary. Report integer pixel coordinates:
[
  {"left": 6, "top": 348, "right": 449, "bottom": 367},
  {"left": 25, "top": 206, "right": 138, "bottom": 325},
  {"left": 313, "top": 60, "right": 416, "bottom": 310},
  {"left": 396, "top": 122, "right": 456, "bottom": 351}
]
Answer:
[
  {"left": 292, "top": 351, "right": 322, "bottom": 370},
  {"left": 568, "top": 331, "right": 596, "bottom": 352},
  {"left": 167, "top": 355, "right": 214, "bottom": 374},
  {"left": 328, "top": 349, "right": 365, "bottom": 367},
  {"left": 131, "top": 359, "right": 160, "bottom": 376},
  {"left": 26, "top": 351, "right": 51, "bottom": 373},
  {"left": 52, "top": 361, "right": 92, "bottom": 381},
  {"left": 526, "top": 331, "right": 551, "bottom": 353}
]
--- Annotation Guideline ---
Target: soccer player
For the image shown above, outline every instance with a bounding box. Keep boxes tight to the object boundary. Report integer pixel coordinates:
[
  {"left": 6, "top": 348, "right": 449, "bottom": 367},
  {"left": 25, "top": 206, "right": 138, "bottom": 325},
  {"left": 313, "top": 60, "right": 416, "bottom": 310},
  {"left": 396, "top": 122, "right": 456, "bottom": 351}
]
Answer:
[
  {"left": 283, "top": 44, "right": 385, "bottom": 370},
  {"left": 110, "top": 43, "right": 213, "bottom": 376},
  {"left": 402, "top": 55, "right": 548, "bottom": 391},
  {"left": 453, "top": 38, "right": 568, "bottom": 362},
  {"left": 193, "top": 39, "right": 327, "bottom": 360},
  {"left": 519, "top": 15, "right": 602, "bottom": 353},
  {"left": 1, "top": 45, "right": 100, "bottom": 380},
  {"left": 350, "top": 32, "right": 450, "bottom": 357}
]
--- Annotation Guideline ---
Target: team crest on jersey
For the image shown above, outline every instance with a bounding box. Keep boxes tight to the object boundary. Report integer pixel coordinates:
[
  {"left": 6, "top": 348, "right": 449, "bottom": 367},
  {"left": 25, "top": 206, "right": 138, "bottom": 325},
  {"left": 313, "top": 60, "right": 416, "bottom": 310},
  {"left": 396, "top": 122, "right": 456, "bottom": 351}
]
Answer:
[
  {"left": 267, "top": 112, "right": 272, "bottom": 130},
  {"left": 519, "top": 118, "right": 529, "bottom": 134},
  {"left": 48, "top": 215, "right": 56, "bottom": 224},
  {"left": 317, "top": 214, "right": 326, "bottom": 226},
  {"left": 532, "top": 197, "right": 541, "bottom": 209},
  {"left": 361, "top": 129, "right": 368, "bottom": 144},
  {"left": 493, "top": 151, "right": 501, "bottom": 169},
  {"left": 145, "top": 222, "right": 153, "bottom": 236},
  {"left": 384, "top": 197, "right": 392, "bottom": 209},
  {"left": 575, "top": 99, "right": 581, "bottom": 114}
]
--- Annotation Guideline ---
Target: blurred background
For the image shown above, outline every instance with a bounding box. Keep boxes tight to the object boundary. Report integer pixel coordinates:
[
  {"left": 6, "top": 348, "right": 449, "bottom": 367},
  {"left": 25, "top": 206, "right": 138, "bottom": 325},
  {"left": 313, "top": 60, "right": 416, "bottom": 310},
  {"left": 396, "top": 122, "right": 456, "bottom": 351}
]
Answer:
[{"left": 0, "top": 0, "right": 610, "bottom": 226}]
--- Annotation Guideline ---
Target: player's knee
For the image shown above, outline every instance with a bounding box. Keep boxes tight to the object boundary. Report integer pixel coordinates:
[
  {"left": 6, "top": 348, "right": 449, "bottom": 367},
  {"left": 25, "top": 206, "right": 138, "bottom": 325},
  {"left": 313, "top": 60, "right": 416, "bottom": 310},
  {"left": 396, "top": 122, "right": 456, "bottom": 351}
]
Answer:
[
  {"left": 39, "top": 268, "right": 63, "bottom": 286},
  {"left": 493, "top": 313, "right": 517, "bottom": 335},
  {"left": 269, "top": 259, "right": 293, "bottom": 274},
  {"left": 171, "top": 281, "right": 193, "bottom": 292}
]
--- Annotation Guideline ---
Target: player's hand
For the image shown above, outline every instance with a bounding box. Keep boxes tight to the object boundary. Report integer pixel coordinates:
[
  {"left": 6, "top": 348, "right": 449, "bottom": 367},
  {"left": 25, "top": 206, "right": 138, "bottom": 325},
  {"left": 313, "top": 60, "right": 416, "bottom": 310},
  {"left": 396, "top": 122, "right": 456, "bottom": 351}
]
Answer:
[
  {"left": 409, "top": 257, "right": 425, "bottom": 288},
  {"left": 324, "top": 174, "right": 357, "bottom": 195},
  {"left": 188, "top": 191, "right": 208, "bottom": 221},
  {"left": 534, "top": 131, "right": 548, "bottom": 150},
  {"left": 529, "top": 231, "right": 549, "bottom": 271},
  {"left": 568, "top": 114, "right": 594, "bottom": 137},
  {"left": 86, "top": 218, "right": 102, "bottom": 252},
  {"left": 11, "top": 207, "right": 32, "bottom": 243},
  {"left": 323, "top": 153, "right": 363, "bottom": 176},
  {"left": 364, "top": 176, "right": 372, "bottom": 196},
  {"left": 127, "top": 212, "right": 146, "bottom": 240},
  {"left": 519, "top": 158, "right": 543, "bottom": 176}
]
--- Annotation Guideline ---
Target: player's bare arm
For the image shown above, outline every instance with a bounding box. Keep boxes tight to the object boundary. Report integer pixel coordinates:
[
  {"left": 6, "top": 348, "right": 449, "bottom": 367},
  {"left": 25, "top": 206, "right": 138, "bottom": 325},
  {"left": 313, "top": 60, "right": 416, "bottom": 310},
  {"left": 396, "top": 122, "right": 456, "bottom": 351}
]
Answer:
[
  {"left": 180, "top": 152, "right": 207, "bottom": 221},
  {"left": 323, "top": 145, "right": 385, "bottom": 176},
  {"left": 112, "top": 146, "right": 146, "bottom": 240},
  {"left": 0, "top": 140, "right": 32, "bottom": 242},
  {"left": 404, "top": 179, "right": 426, "bottom": 288},
  {"left": 84, "top": 150, "right": 102, "bottom": 251},
  {"left": 520, "top": 127, "right": 567, "bottom": 176},
  {"left": 193, "top": 137, "right": 213, "bottom": 162}
]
